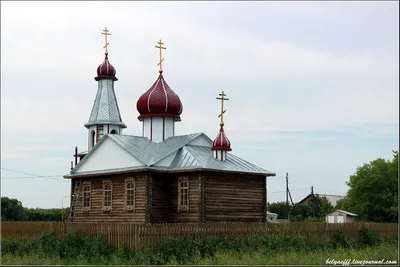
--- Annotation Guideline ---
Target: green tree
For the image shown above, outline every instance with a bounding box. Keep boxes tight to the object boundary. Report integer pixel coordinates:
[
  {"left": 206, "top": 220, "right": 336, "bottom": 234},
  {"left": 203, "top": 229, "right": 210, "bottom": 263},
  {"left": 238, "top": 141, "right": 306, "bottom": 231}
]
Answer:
[
  {"left": 290, "top": 196, "right": 335, "bottom": 222},
  {"left": 267, "top": 201, "right": 289, "bottom": 219},
  {"left": 345, "top": 150, "right": 398, "bottom": 222},
  {"left": 1, "top": 197, "right": 27, "bottom": 221}
]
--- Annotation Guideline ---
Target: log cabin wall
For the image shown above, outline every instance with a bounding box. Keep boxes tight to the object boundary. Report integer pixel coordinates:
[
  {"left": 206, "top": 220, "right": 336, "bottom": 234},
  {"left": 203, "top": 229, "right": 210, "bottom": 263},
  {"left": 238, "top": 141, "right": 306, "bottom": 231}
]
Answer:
[
  {"left": 150, "top": 173, "right": 201, "bottom": 223},
  {"left": 168, "top": 173, "right": 201, "bottom": 223},
  {"left": 150, "top": 173, "right": 171, "bottom": 223},
  {"left": 204, "top": 173, "right": 266, "bottom": 222},
  {"left": 72, "top": 173, "right": 147, "bottom": 223}
]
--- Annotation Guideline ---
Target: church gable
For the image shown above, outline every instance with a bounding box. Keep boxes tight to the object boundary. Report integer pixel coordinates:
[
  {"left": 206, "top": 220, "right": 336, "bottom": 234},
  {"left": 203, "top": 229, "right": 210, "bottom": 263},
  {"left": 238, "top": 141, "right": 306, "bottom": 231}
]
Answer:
[
  {"left": 73, "top": 137, "right": 144, "bottom": 174},
  {"left": 187, "top": 133, "right": 212, "bottom": 147},
  {"left": 152, "top": 151, "right": 177, "bottom": 167}
]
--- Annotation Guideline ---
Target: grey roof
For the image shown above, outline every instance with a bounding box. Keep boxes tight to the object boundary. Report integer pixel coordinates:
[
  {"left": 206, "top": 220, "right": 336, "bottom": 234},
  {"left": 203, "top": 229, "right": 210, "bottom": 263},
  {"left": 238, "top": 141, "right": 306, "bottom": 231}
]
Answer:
[
  {"left": 336, "top": 210, "right": 358, "bottom": 217},
  {"left": 84, "top": 79, "right": 126, "bottom": 128},
  {"left": 299, "top": 194, "right": 346, "bottom": 207},
  {"left": 68, "top": 132, "right": 275, "bottom": 177},
  {"left": 326, "top": 210, "right": 358, "bottom": 217}
]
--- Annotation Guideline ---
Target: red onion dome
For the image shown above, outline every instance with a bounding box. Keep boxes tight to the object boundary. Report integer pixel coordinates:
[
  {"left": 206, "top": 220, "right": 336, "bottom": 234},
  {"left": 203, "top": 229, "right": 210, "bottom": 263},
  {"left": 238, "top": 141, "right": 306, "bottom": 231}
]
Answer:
[
  {"left": 95, "top": 54, "right": 117, "bottom": 81},
  {"left": 137, "top": 73, "right": 183, "bottom": 121},
  {"left": 211, "top": 126, "right": 232, "bottom": 151}
]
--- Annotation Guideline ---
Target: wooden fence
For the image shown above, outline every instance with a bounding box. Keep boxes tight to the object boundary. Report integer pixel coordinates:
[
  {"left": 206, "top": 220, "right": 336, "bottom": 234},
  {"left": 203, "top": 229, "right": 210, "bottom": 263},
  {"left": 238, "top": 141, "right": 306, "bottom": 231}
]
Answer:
[{"left": 1, "top": 221, "right": 398, "bottom": 250}]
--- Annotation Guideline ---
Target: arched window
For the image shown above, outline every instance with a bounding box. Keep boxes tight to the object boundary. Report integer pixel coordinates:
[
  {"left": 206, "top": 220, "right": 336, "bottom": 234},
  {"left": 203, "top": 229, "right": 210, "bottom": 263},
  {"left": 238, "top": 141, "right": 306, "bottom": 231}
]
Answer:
[
  {"left": 103, "top": 181, "right": 112, "bottom": 210},
  {"left": 125, "top": 178, "right": 135, "bottom": 211},
  {"left": 90, "top": 130, "right": 95, "bottom": 148},
  {"left": 110, "top": 129, "right": 117, "bottom": 134},
  {"left": 178, "top": 177, "right": 189, "bottom": 212},
  {"left": 83, "top": 183, "right": 91, "bottom": 211}
]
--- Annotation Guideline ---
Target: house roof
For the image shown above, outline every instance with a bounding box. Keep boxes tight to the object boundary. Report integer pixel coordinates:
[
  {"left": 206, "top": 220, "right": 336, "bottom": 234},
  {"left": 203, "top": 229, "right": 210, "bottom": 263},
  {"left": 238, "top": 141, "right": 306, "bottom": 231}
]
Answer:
[
  {"left": 298, "top": 193, "right": 346, "bottom": 207},
  {"left": 65, "top": 132, "right": 275, "bottom": 178},
  {"left": 326, "top": 210, "right": 358, "bottom": 217}
]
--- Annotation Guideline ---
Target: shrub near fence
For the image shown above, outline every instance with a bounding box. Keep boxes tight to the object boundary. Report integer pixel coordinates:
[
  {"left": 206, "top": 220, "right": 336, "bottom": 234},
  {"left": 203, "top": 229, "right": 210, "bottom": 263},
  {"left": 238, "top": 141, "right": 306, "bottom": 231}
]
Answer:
[{"left": 1, "top": 221, "right": 398, "bottom": 251}]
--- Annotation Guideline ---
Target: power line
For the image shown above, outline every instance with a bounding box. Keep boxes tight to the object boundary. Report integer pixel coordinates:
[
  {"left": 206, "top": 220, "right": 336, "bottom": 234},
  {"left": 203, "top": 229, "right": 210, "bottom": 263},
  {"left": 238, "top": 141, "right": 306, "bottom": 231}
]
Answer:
[
  {"left": 1, "top": 168, "right": 68, "bottom": 182},
  {"left": 268, "top": 188, "right": 308, "bottom": 194},
  {"left": 1, "top": 168, "right": 64, "bottom": 177},
  {"left": 1, "top": 175, "right": 64, "bottom": 179}
]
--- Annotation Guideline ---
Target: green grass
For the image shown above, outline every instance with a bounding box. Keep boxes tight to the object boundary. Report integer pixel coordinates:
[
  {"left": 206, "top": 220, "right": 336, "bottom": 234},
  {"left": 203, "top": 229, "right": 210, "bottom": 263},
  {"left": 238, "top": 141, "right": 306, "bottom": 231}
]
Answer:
[
  {"left": 1, "top": 243, "right": 398, "bottom": 265},
  {"left": 190, "top": 243, "right": 399, "bottom": 265},
  {"left": 1, "top": 226, "right": 398, "bottom": 265}
]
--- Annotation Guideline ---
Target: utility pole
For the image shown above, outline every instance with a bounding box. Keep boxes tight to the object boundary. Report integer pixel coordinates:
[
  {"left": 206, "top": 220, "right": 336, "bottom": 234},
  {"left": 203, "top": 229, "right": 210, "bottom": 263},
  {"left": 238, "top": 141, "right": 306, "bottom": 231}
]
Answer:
[
  {"left": 311, "top": 186, "right": 315, "bottom": 218},
  {"left": 286, "top": 173, "right": 289, "bottom": 220}
]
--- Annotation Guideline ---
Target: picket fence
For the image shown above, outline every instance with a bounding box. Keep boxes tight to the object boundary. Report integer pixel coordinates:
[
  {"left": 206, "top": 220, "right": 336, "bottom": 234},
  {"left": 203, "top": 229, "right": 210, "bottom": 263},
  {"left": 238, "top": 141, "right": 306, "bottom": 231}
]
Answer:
[{"left": 1, "top": 221, "right": 398, "bottom": 250}]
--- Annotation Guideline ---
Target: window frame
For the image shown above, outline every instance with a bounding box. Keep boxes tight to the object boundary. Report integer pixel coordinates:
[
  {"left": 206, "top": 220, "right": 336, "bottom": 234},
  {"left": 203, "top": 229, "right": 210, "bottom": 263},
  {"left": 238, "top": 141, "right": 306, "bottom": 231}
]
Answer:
[
  {"left": 102, "top": 180, "right": 112, "bottom": 212},
  {"left": 82, "top": 181, "right": 92, "bottom": 212},
  {"left": 125, "top": 178, "right": 136, "bottom": 211},
  {"left": 178, "top": 177, "right": 189, "bottom": 212}
]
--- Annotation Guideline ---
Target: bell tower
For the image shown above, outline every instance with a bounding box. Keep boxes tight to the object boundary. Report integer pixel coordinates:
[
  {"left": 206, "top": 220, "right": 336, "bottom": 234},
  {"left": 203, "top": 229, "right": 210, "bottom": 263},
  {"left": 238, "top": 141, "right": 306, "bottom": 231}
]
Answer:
[{"left": 84, "top": 27, "right": 126, "bottom": 151}]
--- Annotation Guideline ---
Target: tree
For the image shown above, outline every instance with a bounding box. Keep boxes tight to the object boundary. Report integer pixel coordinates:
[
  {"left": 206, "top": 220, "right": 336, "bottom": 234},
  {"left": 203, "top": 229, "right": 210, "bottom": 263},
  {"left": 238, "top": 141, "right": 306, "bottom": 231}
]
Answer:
[
  {"left": 267, "top": 201, "right": 290, "bottom": 219},
  {"left": 1, "top": 197, "right": 70, "bottom": 221},
  {"left": 344, "top": 150, "right": 398, "bottom": 222},
  {"left": 289, "top": 196, "right": 335, "bottom": 222},
  {"left": 1, "top": 197, "right": 27, "bottom": 221}
]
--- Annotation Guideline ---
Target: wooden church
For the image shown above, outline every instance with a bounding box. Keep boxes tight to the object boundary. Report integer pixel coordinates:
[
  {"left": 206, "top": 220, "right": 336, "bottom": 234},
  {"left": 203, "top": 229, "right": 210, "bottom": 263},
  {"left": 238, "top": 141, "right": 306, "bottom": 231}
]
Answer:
[{"left": 64, "top": 28, "right": 276, "bottom": 223}]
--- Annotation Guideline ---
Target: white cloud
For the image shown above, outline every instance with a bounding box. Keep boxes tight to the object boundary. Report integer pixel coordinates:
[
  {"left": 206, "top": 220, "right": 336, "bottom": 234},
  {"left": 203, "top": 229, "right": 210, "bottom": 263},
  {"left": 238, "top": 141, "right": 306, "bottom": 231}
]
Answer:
[{"left": 1, "top": 1, "right": 398, "bottom": 207}]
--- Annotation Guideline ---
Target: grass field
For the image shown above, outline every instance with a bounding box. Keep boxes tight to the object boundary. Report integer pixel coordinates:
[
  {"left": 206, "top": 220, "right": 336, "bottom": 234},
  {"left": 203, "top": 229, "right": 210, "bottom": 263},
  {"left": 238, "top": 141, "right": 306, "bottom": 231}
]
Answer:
[
  {"left": 1, "top": 227, "right": 398, "bottom": 265},
  {"left": 1, "top": 242, "right": 398, "bottom": 265}
]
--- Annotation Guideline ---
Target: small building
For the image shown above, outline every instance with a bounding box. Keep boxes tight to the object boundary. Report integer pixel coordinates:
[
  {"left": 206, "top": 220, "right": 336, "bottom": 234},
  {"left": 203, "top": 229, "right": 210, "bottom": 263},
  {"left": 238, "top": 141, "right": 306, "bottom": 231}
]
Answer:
[
  {"left": 266, "top": 211, "right": 278, "bottom": 221},
  {"left": 325, "top": 210, "right": 358, "bottom": 223}
]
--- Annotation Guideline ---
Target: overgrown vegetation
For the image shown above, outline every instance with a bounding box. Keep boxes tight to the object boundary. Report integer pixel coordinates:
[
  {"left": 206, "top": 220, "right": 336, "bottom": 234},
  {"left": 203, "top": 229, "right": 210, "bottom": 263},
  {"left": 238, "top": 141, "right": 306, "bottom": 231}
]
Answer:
[
  {"left": 338, "top": 150, "right": 399, "bottom": 223},
  {"left": 269, "top": 150, "right": 399, "bottom": 223},
  {"left": 1, "top": 226, "right": 398, "bottom": 265},
  {"left": 1, "top": 197, "right": 69, "bottom": 221}
]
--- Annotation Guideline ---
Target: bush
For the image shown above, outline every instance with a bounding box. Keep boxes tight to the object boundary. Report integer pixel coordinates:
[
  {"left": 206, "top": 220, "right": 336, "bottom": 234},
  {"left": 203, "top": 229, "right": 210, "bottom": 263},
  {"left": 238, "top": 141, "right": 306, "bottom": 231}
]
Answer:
[
  {"left": 38, "top": 232, "right": 60, "bottom": 255},
  {"left": 358, "top": 225, "right": 382, "bottom": 247},
  {"left": 329, "top": 230, "right": 352, "bottom": 249},
  {"left": 1, "top": 229, "right": 395, "bottom": 265}
]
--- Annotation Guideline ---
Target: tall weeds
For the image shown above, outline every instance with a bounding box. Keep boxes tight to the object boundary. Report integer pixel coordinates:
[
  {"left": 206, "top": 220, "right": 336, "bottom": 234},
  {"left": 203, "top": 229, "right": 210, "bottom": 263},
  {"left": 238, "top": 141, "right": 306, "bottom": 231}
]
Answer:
[{"left": 1, "top": 227, "right": 397, "bottom": 265}]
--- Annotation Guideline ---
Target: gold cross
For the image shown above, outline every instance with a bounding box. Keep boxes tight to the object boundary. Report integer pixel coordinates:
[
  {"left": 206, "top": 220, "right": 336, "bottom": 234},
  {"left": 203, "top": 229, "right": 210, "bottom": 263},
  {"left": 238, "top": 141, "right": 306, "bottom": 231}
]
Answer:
[
  {"left": 217, "top": 91, "right": 229, "bottom": 127},
  {"left": 101, "top": 27, "right": 111, "bottom": 55},
  {"left": 155, "top": 39, "right": 166, "bottom": 73}
]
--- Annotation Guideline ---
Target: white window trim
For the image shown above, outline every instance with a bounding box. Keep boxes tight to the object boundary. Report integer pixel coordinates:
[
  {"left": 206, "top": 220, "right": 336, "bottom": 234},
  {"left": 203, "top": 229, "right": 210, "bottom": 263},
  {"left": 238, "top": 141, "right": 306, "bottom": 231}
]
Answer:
[
  {"left": 82, "top": 181, "right": 92, "bottom": 212},
  {"left": 102, "top": 180, "right": 112, "bottom": 212},
  {"left": 178, "top": 176, "right": 189, "bottom": 213},
  {"left": 125, "top": 178, "right": 136, "bottom": 211}
]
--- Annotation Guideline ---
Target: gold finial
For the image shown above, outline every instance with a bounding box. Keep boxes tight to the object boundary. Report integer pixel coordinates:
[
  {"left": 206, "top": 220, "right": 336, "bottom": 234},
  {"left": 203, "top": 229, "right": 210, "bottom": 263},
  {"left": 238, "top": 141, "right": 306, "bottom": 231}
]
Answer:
[
  {"left": 217, "top": 91, "right": 229, "bottom": 127},
  {"left": 101, "top": 27, "right": 111, "bottom": 55},
  {"left": 155, "top": 39, "right": 166, "bottom": 73}
]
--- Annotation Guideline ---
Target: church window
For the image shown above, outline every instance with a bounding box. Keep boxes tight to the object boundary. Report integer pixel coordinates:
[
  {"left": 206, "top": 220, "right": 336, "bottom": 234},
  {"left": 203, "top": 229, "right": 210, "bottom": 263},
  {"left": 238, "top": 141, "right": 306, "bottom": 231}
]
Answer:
[
  {"left": 82, "top": 182, "right": 91, "bottom": 211},
  {"left": 103, "top": 180, "right": 112, "bottom": 211},
  {"left": 125, "top": 178, "right": 135, "bottom": 211},
  {"left": 90, "top": 130, "right": 95, "bottom": 148},
  {"left": 178, "top": 177, "right": 189, "bottom": 212},
  {"left": 110, "top": 129, "right": 117, "bottom": 134},
  {"left": 97, "top": 125, "right": 104, "bottom": 142}
]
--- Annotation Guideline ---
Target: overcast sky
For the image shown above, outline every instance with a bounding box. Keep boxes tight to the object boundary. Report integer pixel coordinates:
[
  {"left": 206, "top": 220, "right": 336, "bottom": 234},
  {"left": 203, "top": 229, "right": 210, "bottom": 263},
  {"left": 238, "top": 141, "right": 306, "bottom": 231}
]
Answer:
[{"left": 1, "top": 1, "right": 399, "bottom": 209}]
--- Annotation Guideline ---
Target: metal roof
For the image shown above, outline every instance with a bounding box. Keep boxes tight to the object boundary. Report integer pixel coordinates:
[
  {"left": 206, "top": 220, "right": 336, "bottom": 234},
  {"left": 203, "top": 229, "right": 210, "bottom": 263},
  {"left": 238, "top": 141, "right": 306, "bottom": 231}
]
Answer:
[
  {"left": 326, "top": 210, "right": 358, "bottom": 217},
  {"left": 84, "top": 79, "right": 126, "bottom": 128},
  {"left": 67, "top": 132, "right": 275, "bottom": 177},
  {"left": 336, "top": 210, "right": 358, "bottom": 217},
  {"left": 298, "top": 193, "right": 346, "bottom": 207}
]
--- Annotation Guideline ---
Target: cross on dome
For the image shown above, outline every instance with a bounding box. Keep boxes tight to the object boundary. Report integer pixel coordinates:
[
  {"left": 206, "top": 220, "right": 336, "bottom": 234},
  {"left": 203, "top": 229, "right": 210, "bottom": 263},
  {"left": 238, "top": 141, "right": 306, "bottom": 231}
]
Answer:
[
  {"left": 212, "top": 91, "right": 232, "bottom": 156},
  {"left": 217, "top": 91, "right": 229, "bottom": 127},
  {"left": 102, "top": 27, "right": 111, "bottom": 55},
  {"left": 137, "top": 39, "right": 183, "bottom": 121},
  {"left": 155, "top": 39, "right": 166, "bottom": 73},
  {"left": 96, "top": 27, "right": 117, "bottom": 81}
]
